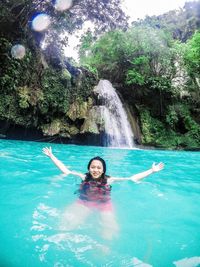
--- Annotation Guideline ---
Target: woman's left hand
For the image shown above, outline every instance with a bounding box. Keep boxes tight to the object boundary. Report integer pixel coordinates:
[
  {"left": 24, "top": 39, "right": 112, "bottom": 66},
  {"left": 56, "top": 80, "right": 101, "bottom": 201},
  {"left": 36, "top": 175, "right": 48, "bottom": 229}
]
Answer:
[
  {"left": 42, "top": 147, "right": 53, "bottom": 158},
  {"left": 152, "top": 162, "right": 164, "bottom": 172}
]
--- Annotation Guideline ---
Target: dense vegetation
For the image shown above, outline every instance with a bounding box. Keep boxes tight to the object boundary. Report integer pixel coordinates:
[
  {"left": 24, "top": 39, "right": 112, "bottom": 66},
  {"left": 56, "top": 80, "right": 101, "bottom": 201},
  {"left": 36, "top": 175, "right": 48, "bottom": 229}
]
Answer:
[
  {"left": 0, "top": 0, "right": 127, "bottom": 141},
  {"left": 78, "top": 1, "right": 200, "bottom": 149},
  {"left": 0, "top": 0, "right": 200, "bottom": 149}
]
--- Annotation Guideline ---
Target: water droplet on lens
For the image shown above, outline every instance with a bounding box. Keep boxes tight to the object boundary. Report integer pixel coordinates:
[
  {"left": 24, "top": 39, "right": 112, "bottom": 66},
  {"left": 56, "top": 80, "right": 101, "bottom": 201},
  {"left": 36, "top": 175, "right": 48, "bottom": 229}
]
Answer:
[
  {"left": 32, "top": 13, "right": 51, "bottom": 32},
  {"left": 54, "top": 0, "right": 73, "bottom": 11},
  {"left": 11, "top": 44, "right": 26, "bottom": 59}
]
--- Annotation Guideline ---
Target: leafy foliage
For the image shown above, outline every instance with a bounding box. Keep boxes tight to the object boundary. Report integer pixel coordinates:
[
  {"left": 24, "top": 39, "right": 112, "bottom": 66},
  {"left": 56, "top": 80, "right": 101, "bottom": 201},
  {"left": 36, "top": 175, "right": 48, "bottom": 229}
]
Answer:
[
  {"left": 79, "top": 25, "right": 176, "bottom": 92},
  {"left": 140, "top": 108, "right": 200, "bottom": 149},
  {"left": 133, "top": 0, "right": 200, "bottom": 42},
  {"left": 0, "top": 0, "right": 128, "bottom": 49},
  {"left": 0, "top": 0, "right": 124, "bottom": 130},
  {"left": 0, "top": 0, "right": 200, "bottom": 149},
  {"left": 184, "top": 31, "right": 200, "bottom": 75},
  {"left": 79, "top": 15, "right": 200, "bottom": 149}
]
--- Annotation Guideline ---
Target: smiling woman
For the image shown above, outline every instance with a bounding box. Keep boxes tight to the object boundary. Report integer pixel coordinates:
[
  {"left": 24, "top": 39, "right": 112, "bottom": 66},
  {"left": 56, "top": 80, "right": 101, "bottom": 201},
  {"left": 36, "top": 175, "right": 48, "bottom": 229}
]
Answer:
[{"left": 42, "top": 146, "right": 164, "bottom": 240}]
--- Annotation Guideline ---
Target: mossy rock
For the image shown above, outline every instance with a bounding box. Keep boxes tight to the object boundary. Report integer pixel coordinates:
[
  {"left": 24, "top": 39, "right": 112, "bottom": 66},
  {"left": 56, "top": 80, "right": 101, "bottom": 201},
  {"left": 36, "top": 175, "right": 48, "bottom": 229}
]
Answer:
[
  {"left": 80, "top": 106, "right": 106, "bottom": 134},
  {"left": 41, "top": 119, "right": 62, "bottom": 136},
  {"left": 61, "top": 69, "right": 71, "bottom": 80},
  {"left": 67, "top": 97, "right": 94, "bottom": 121},
  {"left": 41, "top": 119, "right": 79, "bottom": 138}
]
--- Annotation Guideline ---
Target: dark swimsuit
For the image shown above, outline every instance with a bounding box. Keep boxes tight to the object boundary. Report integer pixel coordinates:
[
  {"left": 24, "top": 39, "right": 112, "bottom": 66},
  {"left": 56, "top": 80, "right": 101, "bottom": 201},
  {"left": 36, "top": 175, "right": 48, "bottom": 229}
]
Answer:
[{"left": 77, "top": 175, "right": 113, "bottom": 211}]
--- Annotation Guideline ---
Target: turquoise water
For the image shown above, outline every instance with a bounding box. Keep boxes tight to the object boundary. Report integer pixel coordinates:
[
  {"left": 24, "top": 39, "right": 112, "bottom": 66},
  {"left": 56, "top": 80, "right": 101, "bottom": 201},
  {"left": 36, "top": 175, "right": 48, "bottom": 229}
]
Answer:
[{"left": 0, "top": 139, "right": 200, "bottom": 267}]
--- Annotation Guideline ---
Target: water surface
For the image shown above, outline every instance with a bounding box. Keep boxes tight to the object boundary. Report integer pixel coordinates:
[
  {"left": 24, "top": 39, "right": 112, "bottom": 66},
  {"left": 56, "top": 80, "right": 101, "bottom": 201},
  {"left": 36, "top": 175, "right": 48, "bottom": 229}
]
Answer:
[{"left": 0, "top": 140, "right": 200, "bottom": 267}]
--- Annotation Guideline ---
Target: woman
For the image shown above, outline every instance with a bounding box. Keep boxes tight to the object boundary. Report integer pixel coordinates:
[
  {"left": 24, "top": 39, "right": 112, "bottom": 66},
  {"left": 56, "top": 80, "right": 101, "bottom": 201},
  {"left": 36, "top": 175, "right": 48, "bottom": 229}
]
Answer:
[{"left": 42, "top": 147, "right": 164, "bottom": 240}]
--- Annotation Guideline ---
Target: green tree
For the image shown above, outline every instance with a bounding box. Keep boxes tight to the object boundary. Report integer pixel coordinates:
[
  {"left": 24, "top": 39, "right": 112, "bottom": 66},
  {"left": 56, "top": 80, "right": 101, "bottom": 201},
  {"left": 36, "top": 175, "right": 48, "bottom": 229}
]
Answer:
[
  {"left": 185, "top": 31, "right": 200, "bottom": 76},
  {"left": 133, "top": 0, "right": 200, "bottom": 42}
]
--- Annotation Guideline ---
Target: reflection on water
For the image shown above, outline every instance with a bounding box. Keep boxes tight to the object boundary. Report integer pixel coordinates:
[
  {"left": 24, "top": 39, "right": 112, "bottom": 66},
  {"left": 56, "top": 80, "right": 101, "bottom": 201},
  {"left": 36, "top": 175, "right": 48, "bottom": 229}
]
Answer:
[{"left": 173, "top": 257, "right": 200, "bottom": 267}]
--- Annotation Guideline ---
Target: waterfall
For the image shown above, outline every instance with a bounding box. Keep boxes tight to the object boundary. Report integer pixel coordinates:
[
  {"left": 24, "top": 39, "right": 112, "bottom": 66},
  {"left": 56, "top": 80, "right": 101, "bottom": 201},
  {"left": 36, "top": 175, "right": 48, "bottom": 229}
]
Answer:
[{"left": 94, "top": 80, "right": 135, "bottom": 148}]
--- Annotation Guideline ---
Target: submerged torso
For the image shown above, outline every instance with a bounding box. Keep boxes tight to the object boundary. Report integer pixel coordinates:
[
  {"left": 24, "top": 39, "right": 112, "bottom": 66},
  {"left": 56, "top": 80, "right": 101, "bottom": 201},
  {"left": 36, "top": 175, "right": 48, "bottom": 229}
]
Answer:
[{"left": 78, "top": 176, "right": 111, "bottom": 203}]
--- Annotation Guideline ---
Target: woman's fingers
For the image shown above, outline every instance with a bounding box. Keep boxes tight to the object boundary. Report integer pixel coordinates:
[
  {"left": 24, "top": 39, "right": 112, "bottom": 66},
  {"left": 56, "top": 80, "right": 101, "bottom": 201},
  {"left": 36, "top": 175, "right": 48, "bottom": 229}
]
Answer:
[
  {"left": 42, "top": 147, "right": 52, "bottom": 156},
  {"left": 152, "top": 162, "right": 165, "bottom": 172}
]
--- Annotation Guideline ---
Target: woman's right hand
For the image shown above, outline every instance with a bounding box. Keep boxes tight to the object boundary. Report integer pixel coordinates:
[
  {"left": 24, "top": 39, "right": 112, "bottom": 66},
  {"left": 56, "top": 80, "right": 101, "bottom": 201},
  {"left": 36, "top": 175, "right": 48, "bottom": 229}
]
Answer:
[{"left": 42, "top": 147, "right": 53, "bottom": 158}]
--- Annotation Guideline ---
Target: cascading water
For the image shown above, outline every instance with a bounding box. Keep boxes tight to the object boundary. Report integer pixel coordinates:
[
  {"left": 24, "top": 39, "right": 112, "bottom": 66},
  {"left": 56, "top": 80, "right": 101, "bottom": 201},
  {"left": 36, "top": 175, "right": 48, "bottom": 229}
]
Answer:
[{"left": 94, "top": 80, "right": 135, "bottom": 148}]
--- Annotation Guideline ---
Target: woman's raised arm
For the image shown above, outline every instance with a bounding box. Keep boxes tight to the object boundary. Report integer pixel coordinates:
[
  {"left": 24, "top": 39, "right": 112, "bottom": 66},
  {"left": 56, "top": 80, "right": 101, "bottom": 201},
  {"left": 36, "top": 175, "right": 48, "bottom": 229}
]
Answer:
[
  {"left": 42, "top": 147, "right": 85, "bottom": 180},
  {"left": 130, "top": 162, "right": 164, "bottom": 182},
  {"left": 108, "top": 162, "right": 164, "bottom": 184}
]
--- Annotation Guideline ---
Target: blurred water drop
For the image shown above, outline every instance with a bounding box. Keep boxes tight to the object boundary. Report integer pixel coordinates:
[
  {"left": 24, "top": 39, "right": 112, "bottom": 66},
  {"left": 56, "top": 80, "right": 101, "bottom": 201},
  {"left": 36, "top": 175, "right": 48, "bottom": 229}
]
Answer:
[
  {"left": 54, "top": 0, "right": 73, "bottom": 11},
  {"left": 32, "top": 13, "right": 51, "bottom": 32},
  {"left": 11, "top": 44, "right": 26, "bottom": 59}
]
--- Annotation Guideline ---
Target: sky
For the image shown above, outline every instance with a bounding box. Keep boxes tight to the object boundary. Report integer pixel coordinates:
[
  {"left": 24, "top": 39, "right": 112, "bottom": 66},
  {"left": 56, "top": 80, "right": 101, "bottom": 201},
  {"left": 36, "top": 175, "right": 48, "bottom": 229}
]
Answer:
[
  {"left": 64, "top": 0, "right": 187, "bottom": 60},
  {"left": 122, "top": 0, "right": 187, "bottom": 21}
]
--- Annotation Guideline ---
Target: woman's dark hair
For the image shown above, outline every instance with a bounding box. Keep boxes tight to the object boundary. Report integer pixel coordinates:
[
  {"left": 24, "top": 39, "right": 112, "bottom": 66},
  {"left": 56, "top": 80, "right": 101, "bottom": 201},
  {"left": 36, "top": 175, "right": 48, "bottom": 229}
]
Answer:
[{"left": 87, "top": 156, "right": 106, "bottom": 173}]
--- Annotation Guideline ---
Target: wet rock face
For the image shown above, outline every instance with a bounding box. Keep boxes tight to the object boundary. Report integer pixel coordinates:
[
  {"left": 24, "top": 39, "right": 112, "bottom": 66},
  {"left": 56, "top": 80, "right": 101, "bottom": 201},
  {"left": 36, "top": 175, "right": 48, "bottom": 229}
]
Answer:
[
  {"left": 39, "top": 96, "right": 102, "bottom": 141},
  {"left": 41, "top": 119, "right": 62, "bottom": 136},
  {"left": 38, "top": 80, "right": 139, "bottom": 147},
  {"left": 80, "top": 106, "right": 106, "bottom": 135},
  {"left": 66, "top": 98, "right": 93, "bottom": 122},
  {"left": 0, "top": 77, "right": 140, "bottom": 147},
  {"left": 41, "top": 119, "right": 79, "bottom": 138}
]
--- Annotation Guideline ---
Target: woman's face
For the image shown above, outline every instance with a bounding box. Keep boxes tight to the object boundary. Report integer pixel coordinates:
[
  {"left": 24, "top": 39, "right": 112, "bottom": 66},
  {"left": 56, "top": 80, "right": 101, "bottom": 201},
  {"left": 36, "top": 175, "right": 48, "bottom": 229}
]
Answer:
[{"left": 89, "top": 160, "right": 104, "bottom": 179}]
